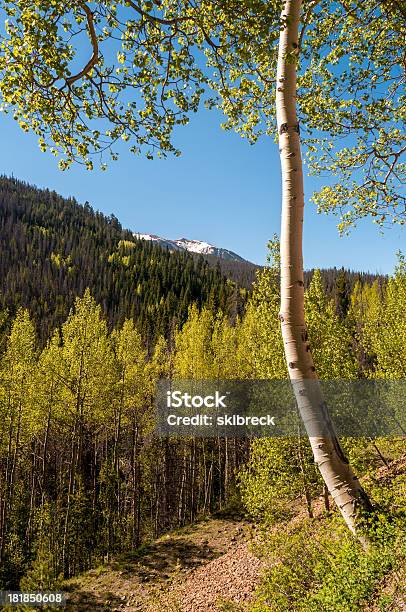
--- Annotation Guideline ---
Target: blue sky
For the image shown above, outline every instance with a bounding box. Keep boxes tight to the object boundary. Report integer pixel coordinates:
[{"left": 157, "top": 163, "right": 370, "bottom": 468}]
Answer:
[{"left": 1, "top": 109, "right": 404, "bottom": 273}]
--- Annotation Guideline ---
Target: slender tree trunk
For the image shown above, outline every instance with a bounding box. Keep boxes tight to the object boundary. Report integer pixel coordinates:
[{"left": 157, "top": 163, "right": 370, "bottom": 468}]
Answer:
[
  {"left": 63, "top": 429, "right": 76, "bottom": 576},
  {"left": 277, "top": 0, "right": 372, "bottom": 540},
  {"left": 190, "top": 438, "right": 196, "bottom": 522},
  {"left": 0, "top": 394, "right": 14, "bottom": 562},
  {"left": 323, "top": 484, "right": 331, "bottom": 512},
  {"left": 372, "top": 442, "right": 389, "bottom": 467},
  {"left": 217, "top": 437, "right": 222, "bottom": 509},
  {"left": 204, "top": 459, "right": 213, "bottom": 515},
  {"left": 131, "top": 418, "right": 138, "bottom": 546},
  {"left": 297, "top": 436, "right": 313, "bottom": 518},
  {"left": 178, "top": 446, "right": 187, "bottom": 525},
  {"left": 41, "top": 401, "right": 52, "bottom": 501},
  {"left": 26, "top": 440, "right": 38, "bottom": 543}
]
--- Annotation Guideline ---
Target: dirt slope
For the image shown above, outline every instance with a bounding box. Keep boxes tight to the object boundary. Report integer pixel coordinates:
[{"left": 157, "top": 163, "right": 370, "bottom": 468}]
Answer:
[
  {"left": 64, "top": 457, "right": 406, "bottom": 611},
  {"left": 64, "top": 518, "right": 264, "bottom": 611}
]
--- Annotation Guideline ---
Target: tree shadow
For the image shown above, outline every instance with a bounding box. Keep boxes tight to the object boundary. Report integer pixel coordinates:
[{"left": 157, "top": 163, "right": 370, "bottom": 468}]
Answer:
[
  {"left": 64, "top": 538, "right": 219, "bottom": 609},
  {"left": 110, "top": 537, "right": 218, "bottom": 579},
  {"left": 65, "top": 587, "right": 124, "bottom": 611}
]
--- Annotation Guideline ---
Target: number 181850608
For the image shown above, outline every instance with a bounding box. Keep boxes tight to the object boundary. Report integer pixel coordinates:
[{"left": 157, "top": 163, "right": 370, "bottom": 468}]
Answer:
[{"left": 0, "top": 592, "right": 66, "bottom": 606}]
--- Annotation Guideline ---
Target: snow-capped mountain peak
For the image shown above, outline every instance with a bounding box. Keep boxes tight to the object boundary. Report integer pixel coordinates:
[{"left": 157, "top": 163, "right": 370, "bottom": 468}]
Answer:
[{"left": 134, "top": 233, "right": 247, "bottom": 262}]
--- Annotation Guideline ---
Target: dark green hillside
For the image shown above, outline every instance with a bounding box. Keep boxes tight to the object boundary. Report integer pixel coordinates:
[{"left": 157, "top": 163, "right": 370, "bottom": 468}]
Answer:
[
  {"left": 0, "top": 176, "right": 242, "bottom": 343},
  {"left": 0, "top": 175, "right": 383, "bottom": 346}
]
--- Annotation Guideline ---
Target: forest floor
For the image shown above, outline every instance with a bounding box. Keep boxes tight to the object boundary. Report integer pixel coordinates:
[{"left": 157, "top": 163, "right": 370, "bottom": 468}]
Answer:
[
  {"left": 64, "top": 455, "right": 406, "bottom": 612},
  {"left": 64, "top": 515, "right": 263, "bottom": 611}
]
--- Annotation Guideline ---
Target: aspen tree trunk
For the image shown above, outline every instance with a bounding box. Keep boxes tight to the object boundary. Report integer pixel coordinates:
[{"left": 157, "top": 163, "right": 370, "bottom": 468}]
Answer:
[
  {"left": 276, "top": 0, "right": 372, "bottom": 540},
  {"left": 131, "top": 418, "right": 139, "bottom": 546}
]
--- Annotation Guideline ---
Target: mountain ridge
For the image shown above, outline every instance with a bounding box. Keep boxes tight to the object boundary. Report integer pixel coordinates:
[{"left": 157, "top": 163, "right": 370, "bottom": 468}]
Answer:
[
  {"left": 0, "top": 176, "right": 244, "bottom": 344},
  {"left": 134, "top": 232, "right": 249, "bottom": 263}
]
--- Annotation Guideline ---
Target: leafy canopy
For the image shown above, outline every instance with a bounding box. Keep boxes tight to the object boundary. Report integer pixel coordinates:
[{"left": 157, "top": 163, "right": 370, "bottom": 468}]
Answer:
[{"left": 0, "top": 0, "right": 404, "bottom": 226}]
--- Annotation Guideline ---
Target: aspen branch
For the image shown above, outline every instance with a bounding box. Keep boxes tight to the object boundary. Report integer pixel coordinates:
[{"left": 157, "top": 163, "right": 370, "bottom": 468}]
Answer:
[
  {"left": 125, "top": 0, "right": 188, "bottom": 26},
  {"left": 298, "top": 0, "right": 320, "bottom": 49},
  {"left": 66, "top": 4, "right": 99, "bottom": 86},
  {"left": 126, "top": 0, "right": 221, "bottom": 50}
]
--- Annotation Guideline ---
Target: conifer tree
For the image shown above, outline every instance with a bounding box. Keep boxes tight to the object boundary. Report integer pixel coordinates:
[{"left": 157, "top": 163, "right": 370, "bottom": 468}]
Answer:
[{"left": 335, "top": 269, "right": 351, "bottom": 320}]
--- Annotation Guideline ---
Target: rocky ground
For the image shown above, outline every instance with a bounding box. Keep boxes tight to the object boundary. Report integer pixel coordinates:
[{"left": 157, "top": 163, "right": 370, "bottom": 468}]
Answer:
[{"left": 64, "top": 517, "right": 264, "bottom": 611}]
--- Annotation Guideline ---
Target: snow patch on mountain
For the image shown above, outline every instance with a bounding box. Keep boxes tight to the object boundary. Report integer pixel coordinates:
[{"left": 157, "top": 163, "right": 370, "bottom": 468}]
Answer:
[
  {"left": 135, "top": 233, "right": 183, "bottom": 252},
  {"left": 134, "top": 233, "right": 247, "bottom": 262}
]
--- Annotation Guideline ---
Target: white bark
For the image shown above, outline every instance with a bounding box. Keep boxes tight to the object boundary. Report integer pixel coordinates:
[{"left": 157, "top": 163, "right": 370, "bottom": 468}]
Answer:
[{"left": 276, "top": 0, "right": 372, "bottom": 539}]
